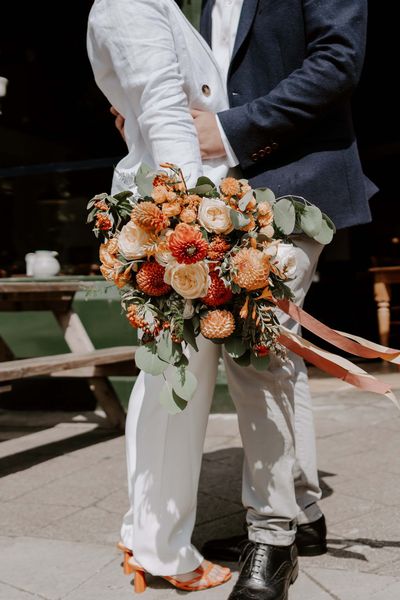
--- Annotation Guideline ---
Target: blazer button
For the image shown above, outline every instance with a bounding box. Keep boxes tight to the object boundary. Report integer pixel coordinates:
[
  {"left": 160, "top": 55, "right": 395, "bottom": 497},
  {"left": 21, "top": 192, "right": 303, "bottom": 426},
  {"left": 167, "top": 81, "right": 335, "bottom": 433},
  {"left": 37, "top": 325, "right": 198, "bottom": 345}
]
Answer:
[
  {"left": 258, "top": 149, "right": 266, "bottom": 158},
  {"left": 251, "top": 153, "right": 259, "bottom": 162},
  {"left": 264, "top": 146, "right": 272, "bottom": 155},
  {"left": 202, "top": 84, "right": 211, "bottom": 97},
  {"left": 271, "top": 142, "right": 279, "bottom": 151}
]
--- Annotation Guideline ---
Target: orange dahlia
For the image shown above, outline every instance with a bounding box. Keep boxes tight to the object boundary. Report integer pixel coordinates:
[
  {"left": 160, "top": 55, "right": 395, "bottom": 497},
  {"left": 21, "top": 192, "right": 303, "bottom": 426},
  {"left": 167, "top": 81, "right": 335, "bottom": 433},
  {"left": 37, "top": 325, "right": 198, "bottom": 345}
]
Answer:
[
  {"left": 201, "top": 271, "right": 233, "bottom": 307},
  {"left": 231, "top": 248, "right": 270, "bottom": 291},
  {"left": 131, "top": 202, "right": 169, "bottom": 232},
  {"left": 207, "top": 236, "right": 231, "bottom": 261},
  {"left": 168, "top": 223, "right": 208, "bottom": 264},
  {"left": 136, "top": 262, "right": 171, "bottom": 296},
  {"left": 200, "top": 310, "right": 235, "bottom": 339}
]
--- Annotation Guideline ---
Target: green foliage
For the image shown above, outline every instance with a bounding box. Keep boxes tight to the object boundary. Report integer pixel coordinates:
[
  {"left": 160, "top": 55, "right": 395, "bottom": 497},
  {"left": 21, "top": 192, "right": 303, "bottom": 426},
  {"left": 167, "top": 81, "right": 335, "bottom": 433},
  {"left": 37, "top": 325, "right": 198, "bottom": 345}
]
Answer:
[
  {"left": 135, "top": 163, "right": 156, "bottom": 197},
  {"left": 159, "top": 380, "right": 188, "bottom": 414},
  {"left": 272, "top": 198, "right": 296, "bottom": 235},
  {"left": 135, "top": 344, "right": 168, "bottom": 375},
  {"left": 230, "top": 208, "right": 251, "bottom": 229},
  {"left": 224, "top": 336, "right": 248, "bottom": 358}
]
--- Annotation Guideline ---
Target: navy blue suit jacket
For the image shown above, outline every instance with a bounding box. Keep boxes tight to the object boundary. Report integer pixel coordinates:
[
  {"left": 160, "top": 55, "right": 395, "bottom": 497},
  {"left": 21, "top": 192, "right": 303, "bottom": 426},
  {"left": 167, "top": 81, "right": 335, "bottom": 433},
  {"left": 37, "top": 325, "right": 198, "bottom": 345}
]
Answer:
[{"left": 200, "top": 0, "right": 377, "bottom": 229}]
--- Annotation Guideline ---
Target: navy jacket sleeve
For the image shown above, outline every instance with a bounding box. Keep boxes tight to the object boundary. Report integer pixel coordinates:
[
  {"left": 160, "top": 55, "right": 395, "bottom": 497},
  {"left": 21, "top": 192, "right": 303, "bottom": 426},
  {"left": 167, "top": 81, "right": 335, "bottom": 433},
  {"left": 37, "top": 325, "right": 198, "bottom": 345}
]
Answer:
[{"left": 218, "top": 0, "right": 368, "bottom": 170}]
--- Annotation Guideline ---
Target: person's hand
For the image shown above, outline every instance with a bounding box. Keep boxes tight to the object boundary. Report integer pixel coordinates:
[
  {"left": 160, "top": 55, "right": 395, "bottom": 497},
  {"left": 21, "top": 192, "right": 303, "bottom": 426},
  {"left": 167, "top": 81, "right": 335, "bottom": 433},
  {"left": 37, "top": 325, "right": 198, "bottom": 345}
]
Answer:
[
  {"left": 191, "top": 109, "right": 226, "bottom": 160},
  {"left": 110, "top": 106, "right": 126, "bottom": 142}
]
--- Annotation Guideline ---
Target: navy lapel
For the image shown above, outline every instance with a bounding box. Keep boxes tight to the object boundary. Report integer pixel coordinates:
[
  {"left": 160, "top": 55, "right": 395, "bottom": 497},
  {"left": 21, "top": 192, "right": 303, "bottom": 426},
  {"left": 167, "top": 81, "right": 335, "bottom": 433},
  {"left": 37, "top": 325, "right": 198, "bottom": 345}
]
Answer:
[
  {"left": 200, "top": 0, "right": 215, "bottom": 46},
  {"left": 231, "top": 0, "right": 260, "bottom": 65}
]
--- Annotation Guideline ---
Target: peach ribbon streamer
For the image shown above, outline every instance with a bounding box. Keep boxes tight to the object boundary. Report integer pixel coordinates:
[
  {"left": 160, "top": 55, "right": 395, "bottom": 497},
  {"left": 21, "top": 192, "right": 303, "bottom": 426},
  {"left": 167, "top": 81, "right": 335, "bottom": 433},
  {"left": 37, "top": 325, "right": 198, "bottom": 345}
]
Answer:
[
  {"left": 277, "top": 299, "right": 400, "bottom": 365},
  {"left": 279, "top": 329, "right": 399, "bottom": 408}
]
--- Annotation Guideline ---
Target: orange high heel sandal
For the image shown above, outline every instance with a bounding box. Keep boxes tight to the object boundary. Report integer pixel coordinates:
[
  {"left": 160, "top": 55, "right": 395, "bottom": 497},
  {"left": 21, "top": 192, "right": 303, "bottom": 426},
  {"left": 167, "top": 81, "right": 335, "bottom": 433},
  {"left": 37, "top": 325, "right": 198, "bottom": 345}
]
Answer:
[
  {"left": 127, "top": 557, "right": 231, "bottom": 593},
  {"left": 117, "top": 541, "right": 134, "bottom": 576}
]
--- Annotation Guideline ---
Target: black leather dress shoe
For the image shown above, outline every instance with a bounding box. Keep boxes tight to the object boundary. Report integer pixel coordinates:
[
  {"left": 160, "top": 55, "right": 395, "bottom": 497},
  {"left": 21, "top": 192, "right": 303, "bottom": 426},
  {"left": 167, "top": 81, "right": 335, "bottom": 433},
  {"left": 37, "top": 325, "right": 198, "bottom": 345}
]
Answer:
[
  {"left": 295, "top": 515, "right": 327, "bottom": 556},
  {"left": 201, "top": 515, "right": 327, "bottom": 561},
  {"left": 227, "top": 542, "right": 298, "bottom": 600}
]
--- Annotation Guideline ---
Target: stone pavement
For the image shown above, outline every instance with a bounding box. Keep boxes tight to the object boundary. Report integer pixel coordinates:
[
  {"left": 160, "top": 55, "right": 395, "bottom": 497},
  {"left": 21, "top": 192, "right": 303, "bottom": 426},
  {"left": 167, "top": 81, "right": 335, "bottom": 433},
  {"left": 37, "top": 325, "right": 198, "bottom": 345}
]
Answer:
[{"left": 0, "top": 363, "right": 400, "bottom": 600}]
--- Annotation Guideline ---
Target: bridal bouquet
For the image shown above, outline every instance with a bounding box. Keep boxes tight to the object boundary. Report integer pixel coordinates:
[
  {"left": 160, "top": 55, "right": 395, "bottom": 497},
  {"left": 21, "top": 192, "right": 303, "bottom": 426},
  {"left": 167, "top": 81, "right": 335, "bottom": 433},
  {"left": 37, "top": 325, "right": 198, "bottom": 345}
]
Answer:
[{"left": 87, "top": 163, "right": 335, "bottom": 412}]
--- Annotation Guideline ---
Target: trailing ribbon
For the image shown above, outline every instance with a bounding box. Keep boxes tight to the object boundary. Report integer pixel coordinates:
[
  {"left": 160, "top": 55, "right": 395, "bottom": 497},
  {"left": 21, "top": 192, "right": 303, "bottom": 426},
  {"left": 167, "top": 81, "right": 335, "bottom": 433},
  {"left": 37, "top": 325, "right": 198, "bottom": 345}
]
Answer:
[
  {"left": 277, "top": 299, "right": 400, "bottom": 365},
  {"left": 279, "top": 329, "right": 399, "bottom": 408}
]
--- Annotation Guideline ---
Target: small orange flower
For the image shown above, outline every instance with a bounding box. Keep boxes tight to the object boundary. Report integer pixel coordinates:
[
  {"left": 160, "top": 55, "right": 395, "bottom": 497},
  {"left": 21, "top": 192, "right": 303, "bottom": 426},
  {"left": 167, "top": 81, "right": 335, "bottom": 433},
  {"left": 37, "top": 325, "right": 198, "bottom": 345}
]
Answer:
[
  {"left": 126, "top": 305, "right": 147, "bottom": 329},
  {"left": 131, "top": 201, "right": 169, "bottom": 233},
  {"left": 220, "top": 177, "right": 241, "bottom": 197},
  {"left": 96, "top": 214, "right": 112, "bottom": 231},
  {"left": 207, "top": 236, "right": 231, "bottom": 261},
  {"left": 241, "top": 214, "right": 256, "bottom": 232},
  {"left": 95, "top": 200, "right": 108, "bottom": 211},
  {"left": 180, "top": 207, "right": 197, "bottom": 223},
  {"left": 136, "top": 262, "right": 171, "bottom": 296},
  {"left": 152, "top": 185, "right": 177, "bottom": 205},
  {"left": 162, "top": 201, "right": 182, "bottom": 218},
  {"left": 168, "top": 223, "right": 208, "bottom": 264}
]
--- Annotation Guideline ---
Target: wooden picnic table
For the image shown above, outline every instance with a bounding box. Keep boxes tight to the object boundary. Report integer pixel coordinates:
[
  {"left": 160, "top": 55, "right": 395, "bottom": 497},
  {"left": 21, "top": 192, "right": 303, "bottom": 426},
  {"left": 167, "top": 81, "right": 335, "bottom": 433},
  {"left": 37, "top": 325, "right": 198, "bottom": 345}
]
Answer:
[{"left": 0, "top": 276, "right": 138, "bottom": 429}]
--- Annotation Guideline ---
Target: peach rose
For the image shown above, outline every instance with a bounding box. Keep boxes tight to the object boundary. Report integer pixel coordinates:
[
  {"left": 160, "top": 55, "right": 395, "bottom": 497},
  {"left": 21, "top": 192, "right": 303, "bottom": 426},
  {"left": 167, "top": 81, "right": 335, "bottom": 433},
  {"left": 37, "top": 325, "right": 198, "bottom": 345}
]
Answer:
[
  {"left": 164, "top": 260, "right": 210, "bottom": 299},
  {"left": 118, "top": 221, "right": 151, "bottom": 260},
  {"left": 198, "top": 198, "right": 233, "bottom": 234}
]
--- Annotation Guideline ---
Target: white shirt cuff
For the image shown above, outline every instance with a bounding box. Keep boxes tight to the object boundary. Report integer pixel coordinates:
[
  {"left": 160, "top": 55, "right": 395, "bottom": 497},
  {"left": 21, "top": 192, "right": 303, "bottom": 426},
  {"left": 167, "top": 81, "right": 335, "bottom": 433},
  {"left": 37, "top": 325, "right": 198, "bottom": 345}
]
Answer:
[{"left": 216, "top": 115, "right": 239, "bottom": 168}]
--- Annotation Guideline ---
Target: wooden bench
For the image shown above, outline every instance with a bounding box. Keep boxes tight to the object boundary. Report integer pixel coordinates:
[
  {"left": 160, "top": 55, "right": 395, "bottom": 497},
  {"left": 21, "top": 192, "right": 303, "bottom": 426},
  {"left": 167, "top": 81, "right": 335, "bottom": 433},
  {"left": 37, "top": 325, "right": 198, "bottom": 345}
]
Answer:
[{"left": 0, "top": 346, "right": 139, "bottom": 429}]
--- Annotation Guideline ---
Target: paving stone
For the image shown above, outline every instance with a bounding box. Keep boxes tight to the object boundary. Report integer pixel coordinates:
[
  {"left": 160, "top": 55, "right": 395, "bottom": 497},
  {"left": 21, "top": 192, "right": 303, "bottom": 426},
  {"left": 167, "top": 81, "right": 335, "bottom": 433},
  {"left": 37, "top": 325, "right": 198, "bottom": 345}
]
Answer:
[
  {"left": 15, "top": 457, "right": 125, "bottom": 508},
  {"left": 37, "top": 506, "right": 122, "bottom": 545},
  {"left": 0, "top": 537, "right": 112, "bottom": 600},
  {"left": 303, "top": 567, "right": 400, "bottom": 600},
  {"left": 319, "top": 491, "right": 380, "bottom": 527},
  {"left": 329, "top": 506, "right": 400, "bottom": 543},
  {"left": 196, "top": 492, "right": 243, "bottom": 526},
  {"left": 0, "top": 500, "right": 80, "bottom": 536},
  {"left": 0, "top": 582, "right": 38, "bottom": 600}
]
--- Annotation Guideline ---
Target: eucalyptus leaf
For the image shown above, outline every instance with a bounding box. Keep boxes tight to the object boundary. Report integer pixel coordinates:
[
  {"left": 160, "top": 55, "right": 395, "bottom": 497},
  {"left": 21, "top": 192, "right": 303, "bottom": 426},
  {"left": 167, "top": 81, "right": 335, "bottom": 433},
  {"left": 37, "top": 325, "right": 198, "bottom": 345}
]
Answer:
[
  {"left": 135, "top": 344, "right": 168, "bottom": 375},
  {"left": 255, "top": 188, "right": 276, "bottom": 205},
  {"left": 238, "top": 190, "right": 255, "bottom": 212},
  {"left": 313, "top": 219, "right": 334, "bottom": 245},
  {"left": 250, "top": 353, "right": 271, "bottom": 371},
  {"left": 175, "top": 354, "right": 189, "bottom": 367},
  {"left": 233, "top": 351, "right": 251, "bottom": 367},
  {"left": 196, "top": 176, "right": 216, "bottom": 188},
  {"left": 183, "top": 320, "right": 199, "bottom": 351},
  {"left": 230, "top": 208, "right": 251, "bottom": 229},
  {"left": 322, "top": 213, "right": 336, "bottom": 234},
  {"left": 113, "top": 190, "right": 134, "bottom": 202},
  {"left": 224, "top": 336, "right": 248, "bottom": 358},
  {"left": 171, "top": 367, "right": 198, "bottom": 401},
  {"left": 157, "top": 332, "right": 183, "bottom": 364},
  {"left": 86, "top": 207, "right": 98, "bottom": 223},
  {"left": 188, "top": 184, "right": 214, "bottom": 195},
  {"left": 300, "top": 205, "right": 323, "bottom": 238},
  {"left": 135, "top": 163, "right": 155, "bottom": 197},
  {"left": 272, "top": 198, "right": 296, "bottom": 235},
  {"left": 159, "top": 381, "right": 187, "bottom": 414}
]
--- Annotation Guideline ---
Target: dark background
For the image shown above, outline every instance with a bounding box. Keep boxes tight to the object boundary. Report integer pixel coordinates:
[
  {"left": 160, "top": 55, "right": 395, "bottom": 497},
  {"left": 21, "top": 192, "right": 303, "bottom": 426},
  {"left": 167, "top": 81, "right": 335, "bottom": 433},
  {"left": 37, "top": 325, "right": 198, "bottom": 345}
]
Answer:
[{"left": 0, "top": 0, "right": 399, "bottom": 344}]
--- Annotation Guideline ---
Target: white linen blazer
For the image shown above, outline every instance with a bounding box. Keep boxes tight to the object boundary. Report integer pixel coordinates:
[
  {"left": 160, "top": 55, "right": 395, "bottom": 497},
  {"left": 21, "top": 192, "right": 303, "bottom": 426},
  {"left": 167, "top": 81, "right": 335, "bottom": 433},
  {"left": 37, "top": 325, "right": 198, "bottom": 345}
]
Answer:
[{"left": 87, "top": 0, "right": 229, "bottom": 193}]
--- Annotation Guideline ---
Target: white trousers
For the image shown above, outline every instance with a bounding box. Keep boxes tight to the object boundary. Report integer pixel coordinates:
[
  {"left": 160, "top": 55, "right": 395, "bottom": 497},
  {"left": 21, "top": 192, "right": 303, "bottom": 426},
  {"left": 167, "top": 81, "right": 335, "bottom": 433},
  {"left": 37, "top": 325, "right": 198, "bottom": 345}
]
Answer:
[{"left": 121, "top": 235, "right": 323, "bottom": 574}]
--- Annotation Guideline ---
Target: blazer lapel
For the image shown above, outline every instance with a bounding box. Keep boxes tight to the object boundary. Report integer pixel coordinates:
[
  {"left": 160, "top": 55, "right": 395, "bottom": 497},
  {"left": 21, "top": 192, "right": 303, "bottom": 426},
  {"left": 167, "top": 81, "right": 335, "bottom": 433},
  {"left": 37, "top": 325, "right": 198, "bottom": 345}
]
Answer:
[
  {"left": 200, "top": 0, "right": 215, "bottom": 46},
  {"left": 231, "top": 0, "right": 260, "bottom": 65}
]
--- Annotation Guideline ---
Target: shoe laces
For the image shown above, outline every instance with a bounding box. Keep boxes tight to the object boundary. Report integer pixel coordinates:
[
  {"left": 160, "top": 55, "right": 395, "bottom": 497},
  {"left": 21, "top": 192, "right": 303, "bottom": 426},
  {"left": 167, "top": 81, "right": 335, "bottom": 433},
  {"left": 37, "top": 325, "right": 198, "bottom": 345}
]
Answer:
[{"left": 251, "top": 545, "right": 266, "bottom": 575}]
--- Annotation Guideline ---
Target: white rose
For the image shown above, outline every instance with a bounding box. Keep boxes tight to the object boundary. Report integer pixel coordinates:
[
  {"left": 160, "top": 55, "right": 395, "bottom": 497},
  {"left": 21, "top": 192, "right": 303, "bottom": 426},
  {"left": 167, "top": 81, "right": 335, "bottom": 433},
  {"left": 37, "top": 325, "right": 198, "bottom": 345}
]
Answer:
[
  {"left": 274, "top": 243, "right": 297, "bottom": 278},
  {"left": 118, "top": 221, "right": 151, "bottom": 260},
  {"left": 198, "top": 197, "right": 233, "bottom": 234},
  {"left": 154, "top": 230, "right": 174, "bottom": 266},
  {"left": 164, "top": 260, "right": 210, "bottom": 299}
]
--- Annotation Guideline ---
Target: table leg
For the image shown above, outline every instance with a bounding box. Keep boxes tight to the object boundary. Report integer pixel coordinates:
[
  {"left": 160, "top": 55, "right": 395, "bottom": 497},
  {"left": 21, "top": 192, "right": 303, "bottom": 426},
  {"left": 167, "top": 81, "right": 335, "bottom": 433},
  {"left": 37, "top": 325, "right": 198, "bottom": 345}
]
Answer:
[
  {"left": 0, "top": 336, "right": 14, "bottom": 362},
  {"left": 54, "top": 310, "right": 126, "bottom": 429},
  {"left": 373, "top": 281, "right": 391, "bottom": 347}
]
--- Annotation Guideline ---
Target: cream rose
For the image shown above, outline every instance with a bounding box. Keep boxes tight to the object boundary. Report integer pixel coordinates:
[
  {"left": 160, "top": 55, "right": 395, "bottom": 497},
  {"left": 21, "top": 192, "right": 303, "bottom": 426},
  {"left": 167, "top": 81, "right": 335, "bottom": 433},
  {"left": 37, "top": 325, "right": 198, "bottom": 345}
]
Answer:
[
  {"left": 198, "top": 197, "right": 233, "bottom": 234},
  {"left": 118, "top": 221, "right": 151, "bottom": 260},
  {"left": 274, "top": 243, "right": 297, "bottom": 278},
  {"left": 164, "top": 260, "right": 210, "bottom": 299}
]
